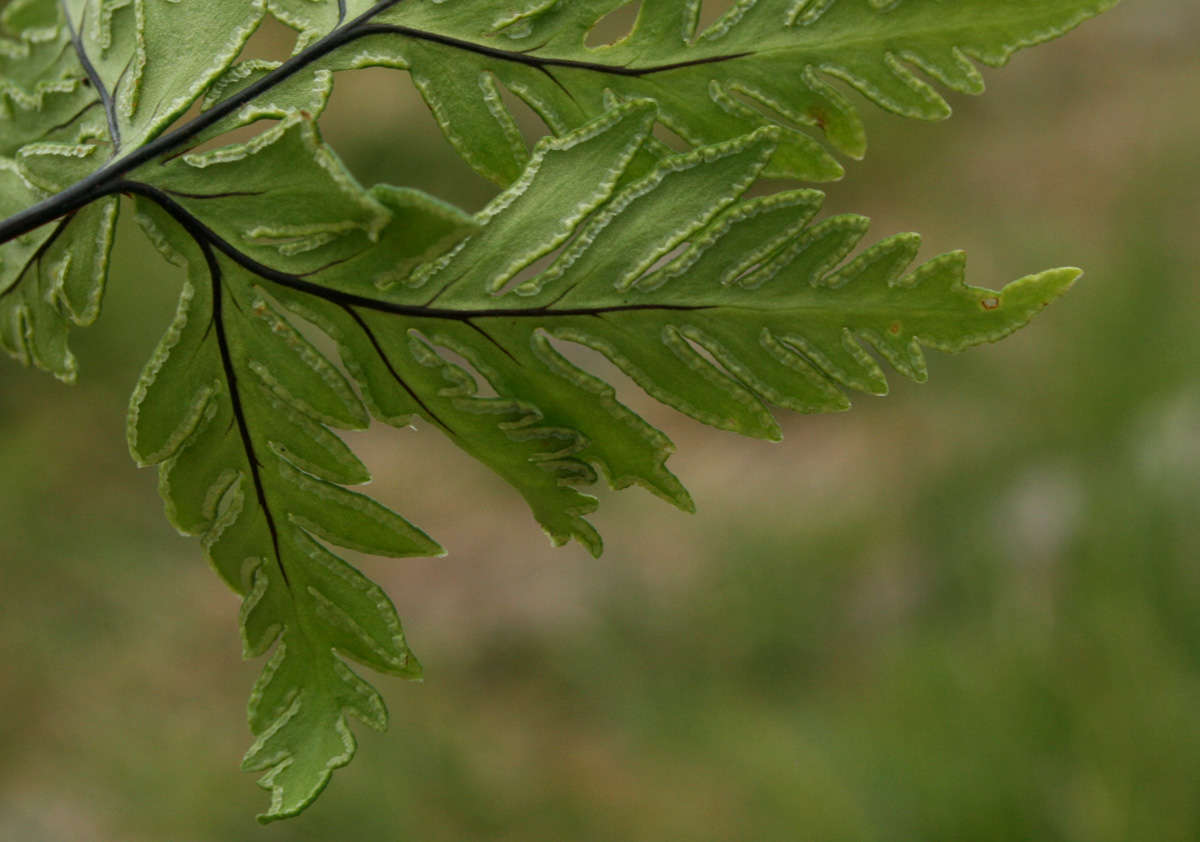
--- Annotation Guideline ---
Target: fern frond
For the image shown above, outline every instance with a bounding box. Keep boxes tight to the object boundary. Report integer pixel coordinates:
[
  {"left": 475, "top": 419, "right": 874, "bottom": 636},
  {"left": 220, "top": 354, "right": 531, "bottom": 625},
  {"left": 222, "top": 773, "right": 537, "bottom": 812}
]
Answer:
[
  {"left": 120, "top": 112, "right": 473, "bottom": 822},
  {"left": 244, "top": 0, "right": 1118, "bottom": 183},
  {"left": 126, "top": 225, "right": 434, "bottom": 819},
  {"left": 0, "top": 0, "right": 1113, "bottom": 822},
  {"left": 102, "top": 99, "right": 1073, "bottom": 815},
  {"left": 271, "top": 101, "right": 1076, "bottom": 555}
]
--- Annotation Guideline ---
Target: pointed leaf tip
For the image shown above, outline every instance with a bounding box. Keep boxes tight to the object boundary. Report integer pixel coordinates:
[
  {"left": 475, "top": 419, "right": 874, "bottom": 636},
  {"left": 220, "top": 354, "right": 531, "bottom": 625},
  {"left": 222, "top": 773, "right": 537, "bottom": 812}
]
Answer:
[{"left": 996, "top": 266, "right": 1082, "bottom": 311}]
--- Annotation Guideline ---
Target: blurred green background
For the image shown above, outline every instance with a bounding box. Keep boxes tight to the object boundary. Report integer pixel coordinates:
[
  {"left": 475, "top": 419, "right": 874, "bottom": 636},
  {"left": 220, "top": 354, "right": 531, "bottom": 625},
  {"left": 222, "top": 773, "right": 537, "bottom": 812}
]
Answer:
[{"left": 2, "top": 2, "right": 1198, "bottom": 839}]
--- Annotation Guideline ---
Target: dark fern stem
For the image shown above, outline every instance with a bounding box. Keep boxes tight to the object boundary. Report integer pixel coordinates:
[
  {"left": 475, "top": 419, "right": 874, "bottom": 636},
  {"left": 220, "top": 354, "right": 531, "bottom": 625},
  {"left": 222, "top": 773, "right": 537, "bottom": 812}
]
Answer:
[{"left": 117, "top": 181, "right": 712, "bottom": 322}]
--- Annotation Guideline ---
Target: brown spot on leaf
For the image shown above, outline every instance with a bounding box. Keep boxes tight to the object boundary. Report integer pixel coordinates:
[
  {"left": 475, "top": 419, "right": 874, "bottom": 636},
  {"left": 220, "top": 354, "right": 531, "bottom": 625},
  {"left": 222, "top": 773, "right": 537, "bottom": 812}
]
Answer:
[
  {"left": 888, "top": 322, "right": 901, "bottom": 335},
  {"left": 981, "top": 296, "right": 1001, "bottom": 310}
]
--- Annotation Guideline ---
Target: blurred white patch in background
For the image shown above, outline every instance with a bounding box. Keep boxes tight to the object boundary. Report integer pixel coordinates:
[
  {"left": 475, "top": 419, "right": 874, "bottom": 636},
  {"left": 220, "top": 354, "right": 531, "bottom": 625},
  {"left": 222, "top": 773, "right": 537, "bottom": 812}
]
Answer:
[{"left": 1133, "top": 387, "right": 1200, "bottom": 495}]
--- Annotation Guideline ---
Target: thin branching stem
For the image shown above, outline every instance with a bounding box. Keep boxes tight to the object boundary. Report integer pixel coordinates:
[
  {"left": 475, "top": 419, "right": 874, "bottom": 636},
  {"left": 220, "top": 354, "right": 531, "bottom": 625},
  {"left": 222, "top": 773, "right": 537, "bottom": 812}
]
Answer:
[{"left": 118, "top": 180, "right": 711, "bottom": 320}]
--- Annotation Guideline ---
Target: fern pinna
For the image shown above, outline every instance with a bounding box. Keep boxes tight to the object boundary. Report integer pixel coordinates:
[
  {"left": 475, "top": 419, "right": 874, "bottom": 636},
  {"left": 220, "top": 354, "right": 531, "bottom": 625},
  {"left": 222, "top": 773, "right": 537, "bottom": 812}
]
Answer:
[{"left": 0, "top": 0, "right": 1117, "bottom": 821}]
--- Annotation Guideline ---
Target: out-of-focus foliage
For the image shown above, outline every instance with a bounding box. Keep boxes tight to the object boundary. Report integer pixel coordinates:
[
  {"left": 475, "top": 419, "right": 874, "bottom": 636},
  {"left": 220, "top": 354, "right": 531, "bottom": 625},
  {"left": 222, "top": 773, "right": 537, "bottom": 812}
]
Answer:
[{"left": 1, "top": 1, "right": 1196, "bottom": 839}]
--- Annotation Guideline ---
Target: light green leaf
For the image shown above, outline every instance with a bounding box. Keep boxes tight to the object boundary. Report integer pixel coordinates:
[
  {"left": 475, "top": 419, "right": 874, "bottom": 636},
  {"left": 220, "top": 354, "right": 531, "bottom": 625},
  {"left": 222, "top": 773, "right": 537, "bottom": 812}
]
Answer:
[
  {"left": 128, "top": 198, "right": 439, "bottom": 822},
  {"left": 0, "top": 0, "right": 1116, "bottom": 822},
  {"left": 117, "top": 98, "right": 1074, "bottom": 812},
  {"left": 64, "top": 0, "right": 265, "bottom": 152},
  {"left": 118, "top": 112, "right": 479, "bottom": 820},
  {"left": 263, "top": 102, "right": 1075, "bottom": 560},
  {"left": 0, "top": 160, "right": 117, "bottom": 380},
  {"left": 3, "top": 0, "right": 265, "bottom": 176},
  {"left": 245, "top": 0, "right": 1117, "bottom": 183},
  {"left": 0, "top": 0, "right": 267, "bottom": 375}
]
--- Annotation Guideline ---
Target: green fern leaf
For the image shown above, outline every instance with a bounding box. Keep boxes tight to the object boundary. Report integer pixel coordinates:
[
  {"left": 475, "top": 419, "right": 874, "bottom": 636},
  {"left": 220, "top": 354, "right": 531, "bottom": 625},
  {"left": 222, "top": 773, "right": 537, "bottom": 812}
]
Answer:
[
  {"left": 113, "top": 98, "right": 1073, "bottom": 817},
  {"left": 269, "top": 100, "right": 1076, "bottom": 556},
  {"left": 0, "top": 0, "right": 1115, "bottom": 822},
  {"left": 122, "top": 113, "right": 474, "bottom": 822},
  {"left": 0, "top": 0, "right": 264, "bottom": 378},
  {"left": 239, "top": 0, "right": 1118, "bottom": 183}
]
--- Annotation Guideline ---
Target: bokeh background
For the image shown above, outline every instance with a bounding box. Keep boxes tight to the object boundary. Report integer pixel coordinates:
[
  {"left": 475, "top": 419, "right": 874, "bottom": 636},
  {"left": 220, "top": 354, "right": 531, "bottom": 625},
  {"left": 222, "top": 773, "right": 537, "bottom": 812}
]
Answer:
[{"left": 2, "top": 1, "right": 1198, "bottom": 839}]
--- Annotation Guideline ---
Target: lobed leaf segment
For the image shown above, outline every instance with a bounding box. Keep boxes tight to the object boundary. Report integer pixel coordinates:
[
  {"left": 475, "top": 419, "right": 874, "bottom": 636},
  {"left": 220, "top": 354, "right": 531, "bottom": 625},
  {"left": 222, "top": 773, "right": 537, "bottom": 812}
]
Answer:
[{"left": 0, "top": 0, "right": 1115, "bottom": 821}]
